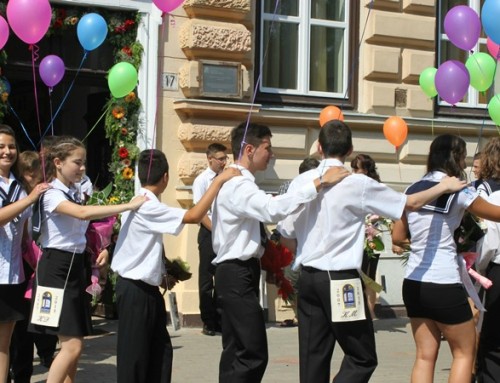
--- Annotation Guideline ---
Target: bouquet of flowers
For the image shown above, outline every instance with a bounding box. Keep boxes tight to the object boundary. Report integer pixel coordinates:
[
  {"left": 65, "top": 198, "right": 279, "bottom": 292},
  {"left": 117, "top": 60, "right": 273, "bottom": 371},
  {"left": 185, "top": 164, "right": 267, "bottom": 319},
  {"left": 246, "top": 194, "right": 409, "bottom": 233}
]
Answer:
[
  {"left": 364, "top": 214, "right": 392, "bottom": 258},
  {"left": 165, "top": 257, "right": 192, "bottom": 281},
  {"left": 261, "top": 238, "right": 295, "bottom": 303}
]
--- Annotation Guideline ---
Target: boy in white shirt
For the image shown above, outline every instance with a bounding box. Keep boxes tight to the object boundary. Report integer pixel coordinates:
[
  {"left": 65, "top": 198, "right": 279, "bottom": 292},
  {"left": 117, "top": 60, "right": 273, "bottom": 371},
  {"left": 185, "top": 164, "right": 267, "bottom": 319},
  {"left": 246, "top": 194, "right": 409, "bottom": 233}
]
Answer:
[
  {"left": 111, "top": 149, "right": 239, "bottom": 383},
  {"left": 277, "top": 120, "right": 466, "bottom": 383}
]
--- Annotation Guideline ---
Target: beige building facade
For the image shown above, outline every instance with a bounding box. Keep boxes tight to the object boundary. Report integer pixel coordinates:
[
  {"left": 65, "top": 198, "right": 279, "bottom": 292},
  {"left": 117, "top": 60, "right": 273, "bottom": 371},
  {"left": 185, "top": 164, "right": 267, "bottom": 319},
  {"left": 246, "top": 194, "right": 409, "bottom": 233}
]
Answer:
[{"left": 155, "top": 0, "right": 497, "bottom": 325}]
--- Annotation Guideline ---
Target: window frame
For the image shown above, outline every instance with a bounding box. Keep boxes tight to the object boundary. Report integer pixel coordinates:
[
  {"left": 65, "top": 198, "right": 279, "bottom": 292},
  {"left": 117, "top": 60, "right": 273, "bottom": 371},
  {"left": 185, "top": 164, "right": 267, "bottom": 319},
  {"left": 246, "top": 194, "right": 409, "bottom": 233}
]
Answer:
[
  {"left": 436, "top": 0, "right": 492, "bottom": 118},
  {"left": 254, "top": 0, "right": 359, "bottom": 109}
]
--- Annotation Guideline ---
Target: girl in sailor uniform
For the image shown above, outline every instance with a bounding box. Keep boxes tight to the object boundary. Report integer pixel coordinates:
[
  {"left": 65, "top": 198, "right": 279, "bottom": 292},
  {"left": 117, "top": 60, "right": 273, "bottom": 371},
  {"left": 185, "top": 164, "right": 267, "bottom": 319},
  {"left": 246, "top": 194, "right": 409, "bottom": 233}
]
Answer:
[
  {"left": 30, "top": 136, "right": 146, "bottom": 383},
  {"left": 393, "top": 134, "right": 500, "bottom": 383},
  {"left": 0, "top": 125, "right": 49, "bottom": 383}
]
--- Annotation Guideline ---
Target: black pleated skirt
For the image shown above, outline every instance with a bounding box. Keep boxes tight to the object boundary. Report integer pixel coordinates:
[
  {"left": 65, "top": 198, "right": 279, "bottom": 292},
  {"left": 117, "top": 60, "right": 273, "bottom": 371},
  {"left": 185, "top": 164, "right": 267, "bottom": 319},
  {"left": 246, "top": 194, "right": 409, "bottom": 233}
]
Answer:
[{"left": 29, "top": 248, "right": 93, "bottom": 337}]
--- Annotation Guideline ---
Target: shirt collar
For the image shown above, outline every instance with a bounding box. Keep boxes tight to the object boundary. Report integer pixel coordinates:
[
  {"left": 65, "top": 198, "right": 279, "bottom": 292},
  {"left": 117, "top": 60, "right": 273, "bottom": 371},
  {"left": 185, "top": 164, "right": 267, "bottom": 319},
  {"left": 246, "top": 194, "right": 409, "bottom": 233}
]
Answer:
[
  {"left": 319, "top": 158, "right": 344, "bottom": 167},
  {"left": 0, "top": 172, "right": 16, "bottom": 185},
  {"left": 51, "top": 178, "right": 81, "bottom": 201}
]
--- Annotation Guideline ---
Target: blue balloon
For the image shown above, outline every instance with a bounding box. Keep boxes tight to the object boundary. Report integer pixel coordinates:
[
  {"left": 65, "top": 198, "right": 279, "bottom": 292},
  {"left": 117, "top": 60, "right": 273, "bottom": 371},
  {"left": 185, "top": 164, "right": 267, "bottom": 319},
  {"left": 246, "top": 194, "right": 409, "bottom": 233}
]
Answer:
[
  {"left": 77, "top": 13, "right": 108, "bottom": 51},
  {"left": 482, "top": 0, "right": 500, "bottom": 45}
]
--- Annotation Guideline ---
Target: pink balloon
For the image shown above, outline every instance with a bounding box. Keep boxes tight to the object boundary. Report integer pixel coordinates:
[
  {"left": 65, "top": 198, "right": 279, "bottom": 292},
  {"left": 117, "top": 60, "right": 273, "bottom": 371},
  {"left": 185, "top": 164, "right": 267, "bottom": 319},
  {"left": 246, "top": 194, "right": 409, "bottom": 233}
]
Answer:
[
  {"left": 444, "top": 5, "right": 481, "bottom": 51},
  {"left": 487, "top": 37, "right": 500, "bottom": 60},
  {"left": 0, "top": 16, "right": 9, "bottom": 50},
  {"left": 6, "top": 0, "right": 52, "bottom": 45},
  {"left": 435, "top": 60, "right": 470, "bottom": 106},
  {"left": 153, "top": 0, "right": 185, "bottom": 13},
  {"left": 39, "top": 55, "right": 65, "bottom": 88}
]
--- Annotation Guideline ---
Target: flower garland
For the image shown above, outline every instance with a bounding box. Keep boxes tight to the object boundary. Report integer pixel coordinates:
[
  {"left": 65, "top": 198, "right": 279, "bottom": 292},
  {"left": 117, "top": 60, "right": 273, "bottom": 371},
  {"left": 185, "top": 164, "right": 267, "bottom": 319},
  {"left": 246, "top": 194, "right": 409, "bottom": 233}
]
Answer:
[{"left": 104, "top": 11, "right": 143, "bottom": 204}]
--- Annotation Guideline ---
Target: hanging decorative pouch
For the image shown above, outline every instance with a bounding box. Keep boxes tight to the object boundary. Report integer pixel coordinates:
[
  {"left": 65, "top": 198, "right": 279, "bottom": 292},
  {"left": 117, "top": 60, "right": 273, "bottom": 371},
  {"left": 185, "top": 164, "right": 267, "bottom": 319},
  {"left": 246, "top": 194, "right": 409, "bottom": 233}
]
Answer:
[
  {"left": 31, "top": 249, "right": 76, "bottom": 328},
  {"left": 31, "top": 285, "right": 65, "bottom": 327},
  {"left": 330, "top": 273, "right": 366, "bottom": 322}
]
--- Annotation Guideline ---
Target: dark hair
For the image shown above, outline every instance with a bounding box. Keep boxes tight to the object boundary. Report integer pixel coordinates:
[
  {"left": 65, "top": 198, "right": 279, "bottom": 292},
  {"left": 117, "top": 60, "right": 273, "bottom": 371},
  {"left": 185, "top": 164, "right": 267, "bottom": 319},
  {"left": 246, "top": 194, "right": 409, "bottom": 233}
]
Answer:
[
  {"left": 206, "top": 143, "right": 227, "bottom": 157},
  {"left": 351, "top": 154, "right": 381, "bottom": 183},
  {"left": 318, "top": 120, "right": 352, "bottom": 158},
  {"left": 427, "top": 134, "right": 466, "bottom": 179},
  {"left": 45, "top": 136, "right": 86, "bottom": 181},
  {"left": 231, "top": 122, "right": 272, "bottom": 159},
  {"left": 0, "top": 124, "right": 19, "bottom": 177},
  {"left": 479, "top": 138, "right": 500, "bottom": 180},
  {"left": 298, "top": 157, "right": 320, "bottom": 174},
  {"left": 473, "top": 151, "right": 482, "bottom": 161},
  {"left": 138, "top": 149, "right": 169, "bottom": 186}
]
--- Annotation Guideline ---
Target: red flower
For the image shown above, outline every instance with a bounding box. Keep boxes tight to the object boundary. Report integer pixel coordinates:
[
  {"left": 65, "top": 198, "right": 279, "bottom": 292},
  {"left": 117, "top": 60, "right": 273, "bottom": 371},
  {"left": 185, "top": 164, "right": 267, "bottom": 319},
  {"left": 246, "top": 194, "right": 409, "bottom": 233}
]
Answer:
[
  {"left": 261, "top": 240, "right": 295, "bottom": 302},
  {"left": 121, "top": 46, "right": 132, "bottom": 56},
  {"left": 121, "top": 128, "right": 128, "bottom": 136},
  {"left": 53, "top": 18, "right": 63, "bottom": 29},
  {"left": 118, "top": 147, "right": 129, "bottom": 159}
]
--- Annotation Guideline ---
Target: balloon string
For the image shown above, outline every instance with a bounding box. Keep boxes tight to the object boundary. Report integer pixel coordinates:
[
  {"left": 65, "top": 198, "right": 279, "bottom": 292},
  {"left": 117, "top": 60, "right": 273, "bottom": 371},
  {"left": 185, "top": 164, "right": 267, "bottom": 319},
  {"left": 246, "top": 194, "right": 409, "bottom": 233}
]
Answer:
[
  {"left": 30, "top": 44, "right": 46, "bottom": 182},
  {"left": 147, "top": 11, "right": 167, "bottom": 185},
  {"left": 82, "top": 105, "right": 110, "bottom": 142},
  {"left": 7, "top": 103, "right": 36, "bottom": 150},
  {"left": 49, "top": 88, "right": 54, "bottom": 136},
  {"left": 238, "top": 0, "right": 281, "bottom": 163},
  {"left": 38, "top": 50, "right": 89, "bottom": 145}
]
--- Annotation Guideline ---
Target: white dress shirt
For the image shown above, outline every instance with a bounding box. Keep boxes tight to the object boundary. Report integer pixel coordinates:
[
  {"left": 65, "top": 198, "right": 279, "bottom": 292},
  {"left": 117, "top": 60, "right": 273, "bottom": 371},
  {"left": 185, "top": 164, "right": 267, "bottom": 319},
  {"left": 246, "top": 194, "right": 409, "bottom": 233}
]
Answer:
[
  {"left": 111, "top": 188, "right": 186, "bottom": 286},
  {"left": 477, "top": 191, "right": 500, "bottom": 273},
  {"left": 0, "top": 173, "right": 29, "bottom": 284},
  {"left": 192, "top": 167, "right": 217, "bottom": 219},
  {"left": 212, "top": 164, "right": 318, "bottom": 265},
  {"left": 39, "top": 178, "right": 89, "bottom": 253},
  {"left": 278, "top": 158, "right": 407, "bottom": 271},
  {"left": 404, "top": 171, "right": 478, "bottom": 284}
]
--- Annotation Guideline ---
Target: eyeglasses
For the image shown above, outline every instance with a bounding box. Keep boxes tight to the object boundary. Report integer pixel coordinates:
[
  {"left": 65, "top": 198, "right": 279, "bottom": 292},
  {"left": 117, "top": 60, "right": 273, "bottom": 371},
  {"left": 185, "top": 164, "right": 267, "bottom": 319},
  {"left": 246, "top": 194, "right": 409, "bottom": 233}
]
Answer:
[{"left": 213, "top": 156, "right": 228, "bottom": 163}]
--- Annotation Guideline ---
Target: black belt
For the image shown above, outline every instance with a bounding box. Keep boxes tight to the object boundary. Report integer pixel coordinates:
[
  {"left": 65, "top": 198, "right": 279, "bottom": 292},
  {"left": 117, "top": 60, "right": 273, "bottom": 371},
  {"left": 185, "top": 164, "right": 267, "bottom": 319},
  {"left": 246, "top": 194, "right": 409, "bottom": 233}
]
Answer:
[{"left": 302, "top": 266, "right": 359, "bottom": 280}]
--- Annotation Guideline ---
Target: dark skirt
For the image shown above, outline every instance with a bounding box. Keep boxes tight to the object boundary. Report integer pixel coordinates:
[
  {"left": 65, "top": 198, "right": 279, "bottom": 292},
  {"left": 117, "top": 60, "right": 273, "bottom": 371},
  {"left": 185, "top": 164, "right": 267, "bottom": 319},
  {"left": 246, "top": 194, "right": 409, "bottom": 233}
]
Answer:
[
  {"left": 403, "top": 278, "right": 472, "bottom": 324},
  {"left": 29, "top": 248, "right": 93, "bottom": 337},
  {"left": 0, "top": 282, "right": 26, "bottom": 322}
]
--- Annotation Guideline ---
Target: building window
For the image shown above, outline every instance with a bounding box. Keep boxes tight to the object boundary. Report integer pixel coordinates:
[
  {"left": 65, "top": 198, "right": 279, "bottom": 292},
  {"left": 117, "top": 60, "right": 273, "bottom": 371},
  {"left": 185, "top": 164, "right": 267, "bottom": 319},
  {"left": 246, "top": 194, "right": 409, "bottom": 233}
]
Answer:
[
  {"left": 437, "top": 0, "right": 499, "bottom": 114},
  {"left": 258, "top": 0, "right": 357, "bottom": 107}
]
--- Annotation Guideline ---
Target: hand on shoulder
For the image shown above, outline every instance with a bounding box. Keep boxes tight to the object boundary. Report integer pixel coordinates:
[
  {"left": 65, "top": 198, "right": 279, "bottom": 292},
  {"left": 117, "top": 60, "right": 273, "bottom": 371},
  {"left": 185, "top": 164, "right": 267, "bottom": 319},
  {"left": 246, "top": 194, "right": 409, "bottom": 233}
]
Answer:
[
  {"left": 321, "top": 166, "right": 350, "bottom": 187},
  {"left": 128, "top": 195, "right": 148, "bottom": 210},
  {"left": 440, "top": 176, "right": 466, "bottom": 193},
  {"left": 217, "top": 167, "right": 242, "bottom": 183}
]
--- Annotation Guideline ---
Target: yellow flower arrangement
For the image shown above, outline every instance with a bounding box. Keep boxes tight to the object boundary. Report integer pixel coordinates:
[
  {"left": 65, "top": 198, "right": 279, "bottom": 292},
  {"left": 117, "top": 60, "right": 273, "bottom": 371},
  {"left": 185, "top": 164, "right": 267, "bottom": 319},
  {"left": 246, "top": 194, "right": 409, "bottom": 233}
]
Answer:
[{"left": 122, "top": 167, "right": 134, "bottom": 180}]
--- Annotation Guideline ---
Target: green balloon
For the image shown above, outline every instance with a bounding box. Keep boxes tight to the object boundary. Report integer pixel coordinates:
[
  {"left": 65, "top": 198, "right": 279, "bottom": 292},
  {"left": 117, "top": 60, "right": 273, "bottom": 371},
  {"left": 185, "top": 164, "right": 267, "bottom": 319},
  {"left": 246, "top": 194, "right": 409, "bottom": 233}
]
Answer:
[
  {"left": 466, "top": 52, "right": 496, "bottom": 92},
  {"left": 419, "top": 67, "right": 438, "bottom": 98},
  {"left": 108, "top": 62, "right": 138, "bottom": 98},
  {"left": 488, "top": 95, "right": 500, "bottom": 126}
]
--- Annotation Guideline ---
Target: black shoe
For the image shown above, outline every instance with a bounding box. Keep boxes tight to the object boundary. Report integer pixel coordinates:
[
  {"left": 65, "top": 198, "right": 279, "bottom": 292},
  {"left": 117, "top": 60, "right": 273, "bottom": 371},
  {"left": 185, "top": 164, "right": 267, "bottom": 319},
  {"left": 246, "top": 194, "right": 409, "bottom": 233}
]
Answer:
[
  {"left": 39, "top": 355, "right": 54, "bottom": 368},
  {"left": 202, "top": 325, "right": 216, "bottom": 336}
]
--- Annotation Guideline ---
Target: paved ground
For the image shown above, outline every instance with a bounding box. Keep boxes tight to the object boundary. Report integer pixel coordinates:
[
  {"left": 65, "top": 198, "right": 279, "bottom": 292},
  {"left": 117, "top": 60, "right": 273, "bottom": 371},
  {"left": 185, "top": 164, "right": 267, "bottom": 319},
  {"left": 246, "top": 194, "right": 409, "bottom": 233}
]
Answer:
[{"left": 31, "top": 316, "right": 454, "bottom": 382}]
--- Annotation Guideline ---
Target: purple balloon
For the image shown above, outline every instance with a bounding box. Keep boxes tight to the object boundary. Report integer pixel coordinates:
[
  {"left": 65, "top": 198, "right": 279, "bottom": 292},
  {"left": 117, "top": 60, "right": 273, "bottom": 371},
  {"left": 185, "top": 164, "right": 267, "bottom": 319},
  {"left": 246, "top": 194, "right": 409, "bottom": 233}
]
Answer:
[
  {"left": 39, "top": 55, "right": 65, "bottom": 88},
  {"left": 435, "top": 60, "right": 470, "bottom": 105},
  {"left": 444, "top": 5, "right": 481, "bottom": 51}
]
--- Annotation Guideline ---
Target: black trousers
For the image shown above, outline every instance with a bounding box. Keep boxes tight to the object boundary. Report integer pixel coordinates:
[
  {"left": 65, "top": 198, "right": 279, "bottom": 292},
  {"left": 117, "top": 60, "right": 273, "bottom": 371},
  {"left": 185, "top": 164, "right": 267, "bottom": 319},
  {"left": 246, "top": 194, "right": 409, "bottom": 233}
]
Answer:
[
  {"left": 298, "top": 267, "right": 377, "bottom": 383},
  {"left": 116, "top": 277, "right": 172, "bottom": 383},
  {"left": 198, "top": 225, "right": 219, "bottom": 328},
  {"left": 477, "top": 263, "right": 500, "bottom": 383},
  {"left": 215, "top": 258, "right": 268, "bottom": 383}
]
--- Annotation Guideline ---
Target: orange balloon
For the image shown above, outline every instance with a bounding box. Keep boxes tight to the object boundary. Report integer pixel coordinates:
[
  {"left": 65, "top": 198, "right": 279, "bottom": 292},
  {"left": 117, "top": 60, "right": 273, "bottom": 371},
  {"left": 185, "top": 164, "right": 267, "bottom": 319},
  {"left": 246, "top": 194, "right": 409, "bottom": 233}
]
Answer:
[
  {"left": 319, "top": 106, "right": 344, "bottom": 127},
  {"left": 383, "top": 116, "right": 408, "bottom": 148}
]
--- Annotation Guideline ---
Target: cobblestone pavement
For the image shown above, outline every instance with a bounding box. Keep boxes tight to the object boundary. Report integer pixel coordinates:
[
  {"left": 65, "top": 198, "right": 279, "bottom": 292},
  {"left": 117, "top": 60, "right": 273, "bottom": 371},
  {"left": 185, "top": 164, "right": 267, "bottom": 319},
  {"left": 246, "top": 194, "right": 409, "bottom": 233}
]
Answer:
[{"left": 31, "top": 317, "right": 453, "bottom": 382}]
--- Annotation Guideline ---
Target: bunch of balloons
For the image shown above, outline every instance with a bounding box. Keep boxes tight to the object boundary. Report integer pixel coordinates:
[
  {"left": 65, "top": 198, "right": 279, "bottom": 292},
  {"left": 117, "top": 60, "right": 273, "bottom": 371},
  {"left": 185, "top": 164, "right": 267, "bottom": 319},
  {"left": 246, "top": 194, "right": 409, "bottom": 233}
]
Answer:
[
  {"left": 418, "top": 1, "right": 500, "bottom": 126},
  {"left": 0, "top": 0, "right": 141, "bottom": 100}
]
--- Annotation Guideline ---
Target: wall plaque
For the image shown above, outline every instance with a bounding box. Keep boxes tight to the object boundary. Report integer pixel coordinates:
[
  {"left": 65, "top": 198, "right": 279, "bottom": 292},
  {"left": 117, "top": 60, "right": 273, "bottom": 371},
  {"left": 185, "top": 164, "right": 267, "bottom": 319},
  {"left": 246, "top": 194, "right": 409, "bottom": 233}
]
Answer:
[{"left": 200, "top": 61, "right": 241, "bottom": 99}]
